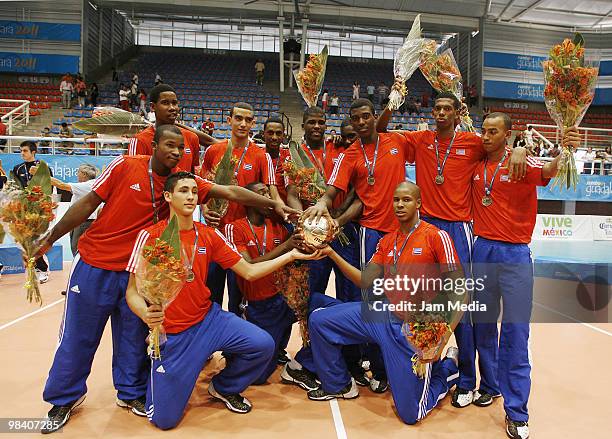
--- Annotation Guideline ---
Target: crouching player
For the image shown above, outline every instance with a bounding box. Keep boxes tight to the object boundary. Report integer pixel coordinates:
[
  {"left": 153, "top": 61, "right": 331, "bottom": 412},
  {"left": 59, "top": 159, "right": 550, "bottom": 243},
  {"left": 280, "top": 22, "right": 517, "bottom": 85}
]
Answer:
[
  {"left": 306, "top": 181, "right": 465, "bottom": 425},
  {"left": 227, "top": 182, "right": 320, "bottom": 391},
  {"left": 471, "top": 113, "right": 580, "bottom": 439},
  {"left": 126, "top": 172, "right": 321, "bottom": 429}
]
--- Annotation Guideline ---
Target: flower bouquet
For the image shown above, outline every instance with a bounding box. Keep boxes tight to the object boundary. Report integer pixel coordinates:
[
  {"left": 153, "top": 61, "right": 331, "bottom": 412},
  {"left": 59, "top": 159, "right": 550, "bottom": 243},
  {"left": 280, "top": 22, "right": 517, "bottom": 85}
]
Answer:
[
  {"left": 275, "top": 261, "right": 310, "bottom": 345},
  {"left": 387, "top": 15, "right": 424, "bottom": 111},
  {"left": 543, "top": 33, "right": 599, "bottom": 189},
  {"left": 0, "top": 161, "right": 57, "bottom": 305},
  {"left": 73, "top": 106, "right": 149, "bottom": 136},
  {"left": 202, "top": 141, "right": 239, "bottom": 218},
  {"left": 401, "top": 312, "right": 451, "bottom": 378},
  {"left": 134, "top": 216, "right": 187, "bottom": 359},
  {"left": 419, "top": 40, "right": 475, "bottom": 132},
  {"left": 294, "top": 46, "right": 329, "bottom": 108},
  {"left": 283, "top": 141, "right": 327, "bottom": 205}
]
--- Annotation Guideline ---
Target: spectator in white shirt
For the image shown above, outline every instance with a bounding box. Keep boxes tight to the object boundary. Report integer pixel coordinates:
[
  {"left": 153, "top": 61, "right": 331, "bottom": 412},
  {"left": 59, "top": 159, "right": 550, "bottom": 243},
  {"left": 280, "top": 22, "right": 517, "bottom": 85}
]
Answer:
[
  {"left": 352, "top": 81, "right": 360, "bottom": 100},
  {"left": 329, "top": 93, "right": 340, "bottom": 114},
  {"left": 417, "top": 118, "right": 429, "bottom": 131},
  {"left": 523, "top": 125, "right": 534, "bottom": 148},
  {"left": 60, "top": 77, "right": 74, "bottom": 109}
]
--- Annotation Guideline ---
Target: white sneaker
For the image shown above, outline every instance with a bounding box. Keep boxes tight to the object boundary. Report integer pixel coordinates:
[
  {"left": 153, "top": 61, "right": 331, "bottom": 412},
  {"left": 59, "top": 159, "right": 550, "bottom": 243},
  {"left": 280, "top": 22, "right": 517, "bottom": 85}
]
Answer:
[
  {"left": 445, "top": 346, "right": 459, "bottom": 366},
  {"left": 36, "top": 270, "right": 50, "bottom": 284},
  {"left": 506, "top": 416, "right": 529, "bottom": 439}
]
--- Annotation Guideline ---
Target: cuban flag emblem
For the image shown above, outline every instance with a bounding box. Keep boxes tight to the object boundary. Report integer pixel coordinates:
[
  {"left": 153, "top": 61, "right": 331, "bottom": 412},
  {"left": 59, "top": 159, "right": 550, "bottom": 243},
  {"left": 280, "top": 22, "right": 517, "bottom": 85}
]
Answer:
[
  {"left": 197, "top": 247, "right": 207, "bottom": 254},
  {"left": 390, "top": 148, "right": 398, "bottom": 155},
  {"left": 456, "top": 149, "right": 466, "bottom": 155},
  {"left": 412, "top": 248, "right": 422, "bottom": 255},
  {"left": 273, "top": 238, "right": 281, "bottom": 245},
  {"left": 501, "top": 175, "right": 510, "bottom": 182},
  {"left": 244, "top": 163, "right": 253, "bottom": 170},
  {"left": 185, "top": 148, "right": 191, "bottom": 154}
]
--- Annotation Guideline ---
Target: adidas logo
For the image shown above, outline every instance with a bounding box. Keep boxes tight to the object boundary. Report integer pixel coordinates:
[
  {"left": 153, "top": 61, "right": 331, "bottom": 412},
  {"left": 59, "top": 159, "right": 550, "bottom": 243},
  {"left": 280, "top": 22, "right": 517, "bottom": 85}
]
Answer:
[
  {"left": 129, "top": 183, "right": 141, "bottom": 191},
  {"left": 474, "top": 174, "right": 480, "bottom": 180},
  {"left": 387, "top": 250, "right": 394, "bottom": 257},
  {"left": 390, "top": 148, "right": 398, "bottom": 155},
  {"left": 156, "top": 365, "right": 165, "bottom": 373},
  {"left": 70, "top": 285, "right": 80, "bottom": 293},
  {"left": 247, "top": 240, "right": 256, "bottom": 246},
  {"left": 427, "top": 144, "right": 434, "bottom": 149}
]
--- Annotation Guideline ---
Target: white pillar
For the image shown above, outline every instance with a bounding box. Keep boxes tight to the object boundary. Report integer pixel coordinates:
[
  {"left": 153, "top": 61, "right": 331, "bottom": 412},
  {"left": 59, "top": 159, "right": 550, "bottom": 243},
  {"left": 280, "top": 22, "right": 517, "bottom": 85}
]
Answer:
[
  {"left": 279, "top": 17, "right": 285, "bottom": 92},
  {"left": 300, "top": 18, "right": 308, "bottom": 69}
]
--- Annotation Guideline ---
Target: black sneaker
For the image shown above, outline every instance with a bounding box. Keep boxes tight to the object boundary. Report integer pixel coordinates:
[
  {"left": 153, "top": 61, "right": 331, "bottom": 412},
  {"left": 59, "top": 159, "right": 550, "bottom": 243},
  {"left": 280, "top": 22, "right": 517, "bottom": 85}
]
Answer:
[
  {"left": 451, "top": 387, "right": 474, "bottom": 408},
  {"left": 369, "top": 376, "right": 389, "bottom": 393},
  {"left": 307, "top": 378, "right": 359, "bottom": 401},
  {"left": 350, "top": 368, "right": 370, "bottom": 387},
  {"left": 506, "top": 416, "right": 529, "bottom": 439},
  {"left": 473, "top": 389, "right": 501, "bottom": 407},
  {"left": 41, "top": 395, "right": 86, "bottom": 434},
  {"left": 116, "top": 396, "right": 146, "bottom": 416},
  {"left": 277, "top": 349, "right": 291, "bottom": 365},
  {"left": 280, "top": 364, "right": 320, "bottom": 391},
  {"left": 208, "top": 382, "right": 252, "bottom": 414}
]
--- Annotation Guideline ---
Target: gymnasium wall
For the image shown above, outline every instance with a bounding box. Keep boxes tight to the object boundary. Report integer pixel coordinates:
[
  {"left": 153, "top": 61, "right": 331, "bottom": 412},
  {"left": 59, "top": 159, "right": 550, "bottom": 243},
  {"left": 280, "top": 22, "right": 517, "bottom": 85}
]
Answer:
[{"left": 481, "top": 23, "right": 612, "bottom": 105}]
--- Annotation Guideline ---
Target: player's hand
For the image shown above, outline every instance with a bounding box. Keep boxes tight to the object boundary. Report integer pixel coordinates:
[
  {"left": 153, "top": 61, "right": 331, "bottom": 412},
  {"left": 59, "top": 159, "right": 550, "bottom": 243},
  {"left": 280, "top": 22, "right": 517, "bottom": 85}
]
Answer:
[
  {"left": 31, "top": 230, "right": 54, "bottom": 260},
  {"left": 318, "top": 245, "right": 333, "bottom": 257},
  {"left": 562, "top": 126, "right": 581, "bottom": 150},
  {"left": 291, "top": 248, "right": 325, "bottom": 261},
  {"left": 274, "top": 201, "right": 299, "bottom": 222},
  {"left": 203, "top": 206, "right": 222, "bottom": 228},
  {"left": 459, "top": 102, "right": 469, "bottom": 118},
  {"left": 287, "top": 230, "right": 307, "bottom": 251},
  {"left": 392, "top": 76, "right": 404, "bottom": 93},
  {"left": 505, "top": 146, "right": 528, "bottom": 182},
  {"left": 302, "top": 202, "right": 330, "bottom": 224},
  {"left": 143, "top": 304, "right": 164, "bottom": 329}
]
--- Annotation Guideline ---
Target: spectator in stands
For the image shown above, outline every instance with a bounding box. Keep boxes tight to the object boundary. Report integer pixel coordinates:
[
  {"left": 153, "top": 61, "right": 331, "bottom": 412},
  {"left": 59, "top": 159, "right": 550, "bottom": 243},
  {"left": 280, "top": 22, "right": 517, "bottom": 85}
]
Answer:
[
  {"left": 204, "top": 117, "right": 215, "bottom": 135},
  {"left": 329, "top": 93, "right": 340, "bottom": 114},
  {"left": 48, "top": 164, "right": 99, "bottom": 256},
  {"left": 549, "top": 143, "right": 560, "bottom": 158},
  {"left": 119, "top": 84, "right": 130, "bottom": 111},
  {"left": 539, "top": 143, "right": 550, "bottom": 157},
  {"left": 326, "top": 129, "right": 337, "bottom": 143},
  {"left": 582, "top": 146, "right": 596, "bottom": 174},
  {"left": 0, "top": 119, "right": 6, "bottom": 151},
  {"left": 130, "top": 81, "right": 139, "bottom": 109},
  {"left": 352, "top": 81, "right": 360, "bottom": 100},
  {"left": 0, "top": 159, "right": 6, "bottom": 190},
  {"left": 60, "top": 76, "right": 74, "bottom": 109},
  {"left": 255, "top": 59, "right": 265, "bottom": 85},
  {"left": 155, "top": 72, "right": 162, "bottom": 85},
  {"left": 13, "top": 141, "right": 51, "bottom": 283},
  {"left": 59, "top": 122, "right": 74, "bottom": 154},
  {"left": 406, "top": 97, "right": 418, "bottom": 115},
  {"left": 414, "top": 98, "right": 421, "bottom": 114},
  {"left": 367, "top": 83, "right": 375, "bottom": 103},
  {"left": 112, "top": 67, "right": 118, "bottom": 84},
  {"left": 468, "top": 84, "right": 478, "bottom": 107},
  {"left": 131, "top": 72, "right": 138, "bottom": 86},
  {"left": 75, "top": 77, "right": 87, "bottom": 108},
  {"left": 322, "top": 89, "right": 329, "bottom": 112},
  {"left": 524, "top": 125, "right": 534, "bottom": 149},
  {"left": 417, "top": 118, "right": 429, "bottom": 131},
  {"left": 394, "top": 124, "right": 403, "bottom": 130},
  {"left": 40, "top": 126, "right": 52, "bottom": 153},
  {"left": 604, "top": 146, "right": 612, "bottom": 175},
  {"left": 513, "top": 132, "right": 527, "bottom": 149},
  {"left": 190, "top": 115, "right": 202, "bottom": 131},
  {"left": 421, "top": 92, "right": 430, "bottom": 108},
  {"left": 378, "top": 82, "right": 389, "bottom": 108},
  {"left": 139, "top": 89, "right": 147, "bottom": 116},
  {"left": 89, "top": 83, "right": 99, "bottom": 107},
  {"left": 483, "top": 106, "right": 490, "bottom": 119}
]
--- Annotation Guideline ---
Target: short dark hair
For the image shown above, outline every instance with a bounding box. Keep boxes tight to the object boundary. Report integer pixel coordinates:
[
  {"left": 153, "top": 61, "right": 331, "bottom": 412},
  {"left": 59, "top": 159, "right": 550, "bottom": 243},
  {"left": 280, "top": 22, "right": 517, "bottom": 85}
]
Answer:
[
  {"left": 340, "top": 117, "right": 352, "bottom": 129},
  {"left": 349, "top": 98, "right": 375, "bottom": 115},
  {"left": 263, "top": 116, "right": 284, "bottom": 131},
  {"left": 153, "top": 124, "right": 182, "bottom": 144},
  {"left": 163, "top": 171, "right": 196, "bottom": 193},
  {"left": 485, "top": 112, "right": 513, "bottom": 131},
  {"left": 20, "top": 140, "right": 37, "bottom": 153},
  {"left": 149, "top": 84, "right": 176, "bottom": 103},
  {"left": 302, "top": 106, "right": 325, "bottom": 123},
  {"left": 230, "top": 102, "right": 254, "bottom": 117},
  {"left": 434, "top": 92, "right": 461, "bottom": 109}
]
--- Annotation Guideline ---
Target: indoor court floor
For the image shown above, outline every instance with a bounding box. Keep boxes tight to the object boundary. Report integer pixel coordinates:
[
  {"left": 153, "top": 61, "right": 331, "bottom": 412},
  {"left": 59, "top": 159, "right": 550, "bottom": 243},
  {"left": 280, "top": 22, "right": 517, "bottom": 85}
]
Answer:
[{"left": 1, "top": 254, "right": 610, "bottom": 439}]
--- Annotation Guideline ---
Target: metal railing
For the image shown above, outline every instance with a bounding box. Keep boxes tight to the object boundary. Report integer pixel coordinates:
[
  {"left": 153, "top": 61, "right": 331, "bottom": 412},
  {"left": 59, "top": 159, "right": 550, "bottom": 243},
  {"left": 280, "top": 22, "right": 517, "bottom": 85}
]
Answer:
[
  {"left": 0, "top": 135, "right": 128, "bottom": 156},
  {"left": 0, "top": 99, "right": 30, "bottom": 134},
  {"left": 530, "top": 123, "right": 612, "bottom": 150}
]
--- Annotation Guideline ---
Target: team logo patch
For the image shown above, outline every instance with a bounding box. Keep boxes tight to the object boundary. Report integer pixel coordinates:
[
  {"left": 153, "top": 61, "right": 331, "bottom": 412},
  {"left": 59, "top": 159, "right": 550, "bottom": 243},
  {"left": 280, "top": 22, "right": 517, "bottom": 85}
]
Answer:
[
  {"left": 129, "top": 183, "right": 141, "bottom": 191},
  {"left": 474, "top": 174, "right": 480, "bottom": 181},
  {"left": 156, "top": 365, "right": 166, "bottom": 373},
  {"left": 387, "top": 250, "right": 394, "bottom": 257},
  {"left": 197, "top": 247, "right": 207, "bottom": 254},
  {"left": 70, "top": 285, "right": 80, "bottom": 293},
  {"left": 185, "top": 148, "right": 191, "bottom": 154},
  {"left": 244, "top": 163, "right": 253, "bottom": 170},
  {"left": 412, "top": 248, "right": 422, "bottom": 255},
  {"left": 456, "top": 149, "right": 466, "bottom": 155},
  {"left": 501, "top": 175, "right": 510, "bottom": 182},
  {"left": 247, "top": 240, "right": 256, "bottom": 246},
  {"left": 390, "top": 148, "right": 398, "bottom": 155},
  {"left": 427, "top": 144, "right": 434, "bottom": 150}
]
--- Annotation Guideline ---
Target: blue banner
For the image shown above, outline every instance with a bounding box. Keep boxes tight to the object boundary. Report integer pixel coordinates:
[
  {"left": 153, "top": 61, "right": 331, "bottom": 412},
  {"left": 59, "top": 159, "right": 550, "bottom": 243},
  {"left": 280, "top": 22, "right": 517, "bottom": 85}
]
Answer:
[
  {"left": 0, "top": 154, "right": 116, "bottom": 183},
  {"left": 538, "top": 175, "right": 612, "bottom": 202},
  {"left": 0, "top": 52, "right": 79, "bottom": 74},
  {"left": 0, "top": 21, "right": 80, "bottom": 42},
  {"left": 484, "top": 52, "right": 547, "bottom": 72},
  {"left": 484, "top": 79, "right": 612, "bottom": 105},
  {"left": 0, "top": 244, "right": 63, "bottom": 274}
]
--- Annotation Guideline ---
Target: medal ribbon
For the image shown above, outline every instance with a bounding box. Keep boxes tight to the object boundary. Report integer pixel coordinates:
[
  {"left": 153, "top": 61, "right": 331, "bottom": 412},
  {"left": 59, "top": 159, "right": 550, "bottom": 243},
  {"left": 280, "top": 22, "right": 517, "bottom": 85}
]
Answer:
[
  {"left": 393, "top": 220, "right": 421, "bottom": 267},
  {"left": 359, "top": 135, "right": 380, "bottom": 182},
  {"left": 483, "top": 150, "right": 508, "bottom": 196},
  {"left": 247, "top": 218, "right": 267, "bottom": 256},
  {"left": 434, "top": 132, "right": 456, "bottom": 179}
]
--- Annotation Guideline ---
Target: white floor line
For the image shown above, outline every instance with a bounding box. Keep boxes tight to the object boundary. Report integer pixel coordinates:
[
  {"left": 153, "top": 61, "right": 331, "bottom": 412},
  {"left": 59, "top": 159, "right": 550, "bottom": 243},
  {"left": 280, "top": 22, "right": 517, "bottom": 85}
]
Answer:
[
  {"left": 533, "top": 301, "right": 612, "bottom": 337},
  {"left": 0, "top": 298, "right": 64, "bottom": 331},
  {"left": 329, "top": 399, "right": 348, "bottom": 439}
]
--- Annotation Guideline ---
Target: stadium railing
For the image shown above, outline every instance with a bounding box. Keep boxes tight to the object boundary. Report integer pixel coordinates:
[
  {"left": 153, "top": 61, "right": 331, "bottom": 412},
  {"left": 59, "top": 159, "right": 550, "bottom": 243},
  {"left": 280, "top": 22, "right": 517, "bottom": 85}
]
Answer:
[
  {"left": 0, "top": 135, "right": 127, "bottom": 156},
  {"left": 0, "top": 99, "right": 30, "bottom": 135}
]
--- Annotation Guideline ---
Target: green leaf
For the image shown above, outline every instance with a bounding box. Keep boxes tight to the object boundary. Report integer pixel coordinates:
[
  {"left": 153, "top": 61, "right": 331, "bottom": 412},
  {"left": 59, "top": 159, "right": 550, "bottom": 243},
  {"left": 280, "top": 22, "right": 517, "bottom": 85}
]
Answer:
[
  {"left": 573, "top": 32, "right": 584, "bottom": 48},
  {"left": 0, "top": 224, "right": 5, "bottom": 244},
  {"left": 73, "top": 112, "right": 148, "bottom": 136},
  {"left": 160, "top": 215, "right": 182, "bottom": 260},
  {"left": 27, "top": 160, "right": 52, "bottom": 195},
  {"left": 288, "top": 141, "right": 306, "bottom": 168},
  {"left": 214, "top": 140, "right": 236, "bottom": 185},
  {"left": 288, "top": 141, "right": 326, "bottom": 190}
]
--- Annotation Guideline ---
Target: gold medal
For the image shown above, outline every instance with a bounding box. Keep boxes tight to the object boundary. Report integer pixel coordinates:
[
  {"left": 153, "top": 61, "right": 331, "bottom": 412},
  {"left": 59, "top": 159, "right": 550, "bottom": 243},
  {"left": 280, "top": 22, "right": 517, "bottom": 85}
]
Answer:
[
  {"left": 186, "top": 269, "right": 195, "bottom": 282},
  {"left": 482, "top": 195, "right": 493, "bottom": 206},
  {"left": 435, "top": 175, "right": 444, "bottom": 185},
  {"left": 367, "top": 176, "right": 375, "bottom": 185},
  {"left": 390, "top": 265, "right": 398, "bottom": 276}
]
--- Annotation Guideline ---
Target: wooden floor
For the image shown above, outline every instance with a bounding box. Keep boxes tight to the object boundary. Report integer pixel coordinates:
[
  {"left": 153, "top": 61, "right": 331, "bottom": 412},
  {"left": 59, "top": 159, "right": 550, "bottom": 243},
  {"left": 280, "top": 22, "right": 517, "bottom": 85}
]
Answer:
[{"left": 0, "top": 264, "right": 610, "bottom": 439}]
